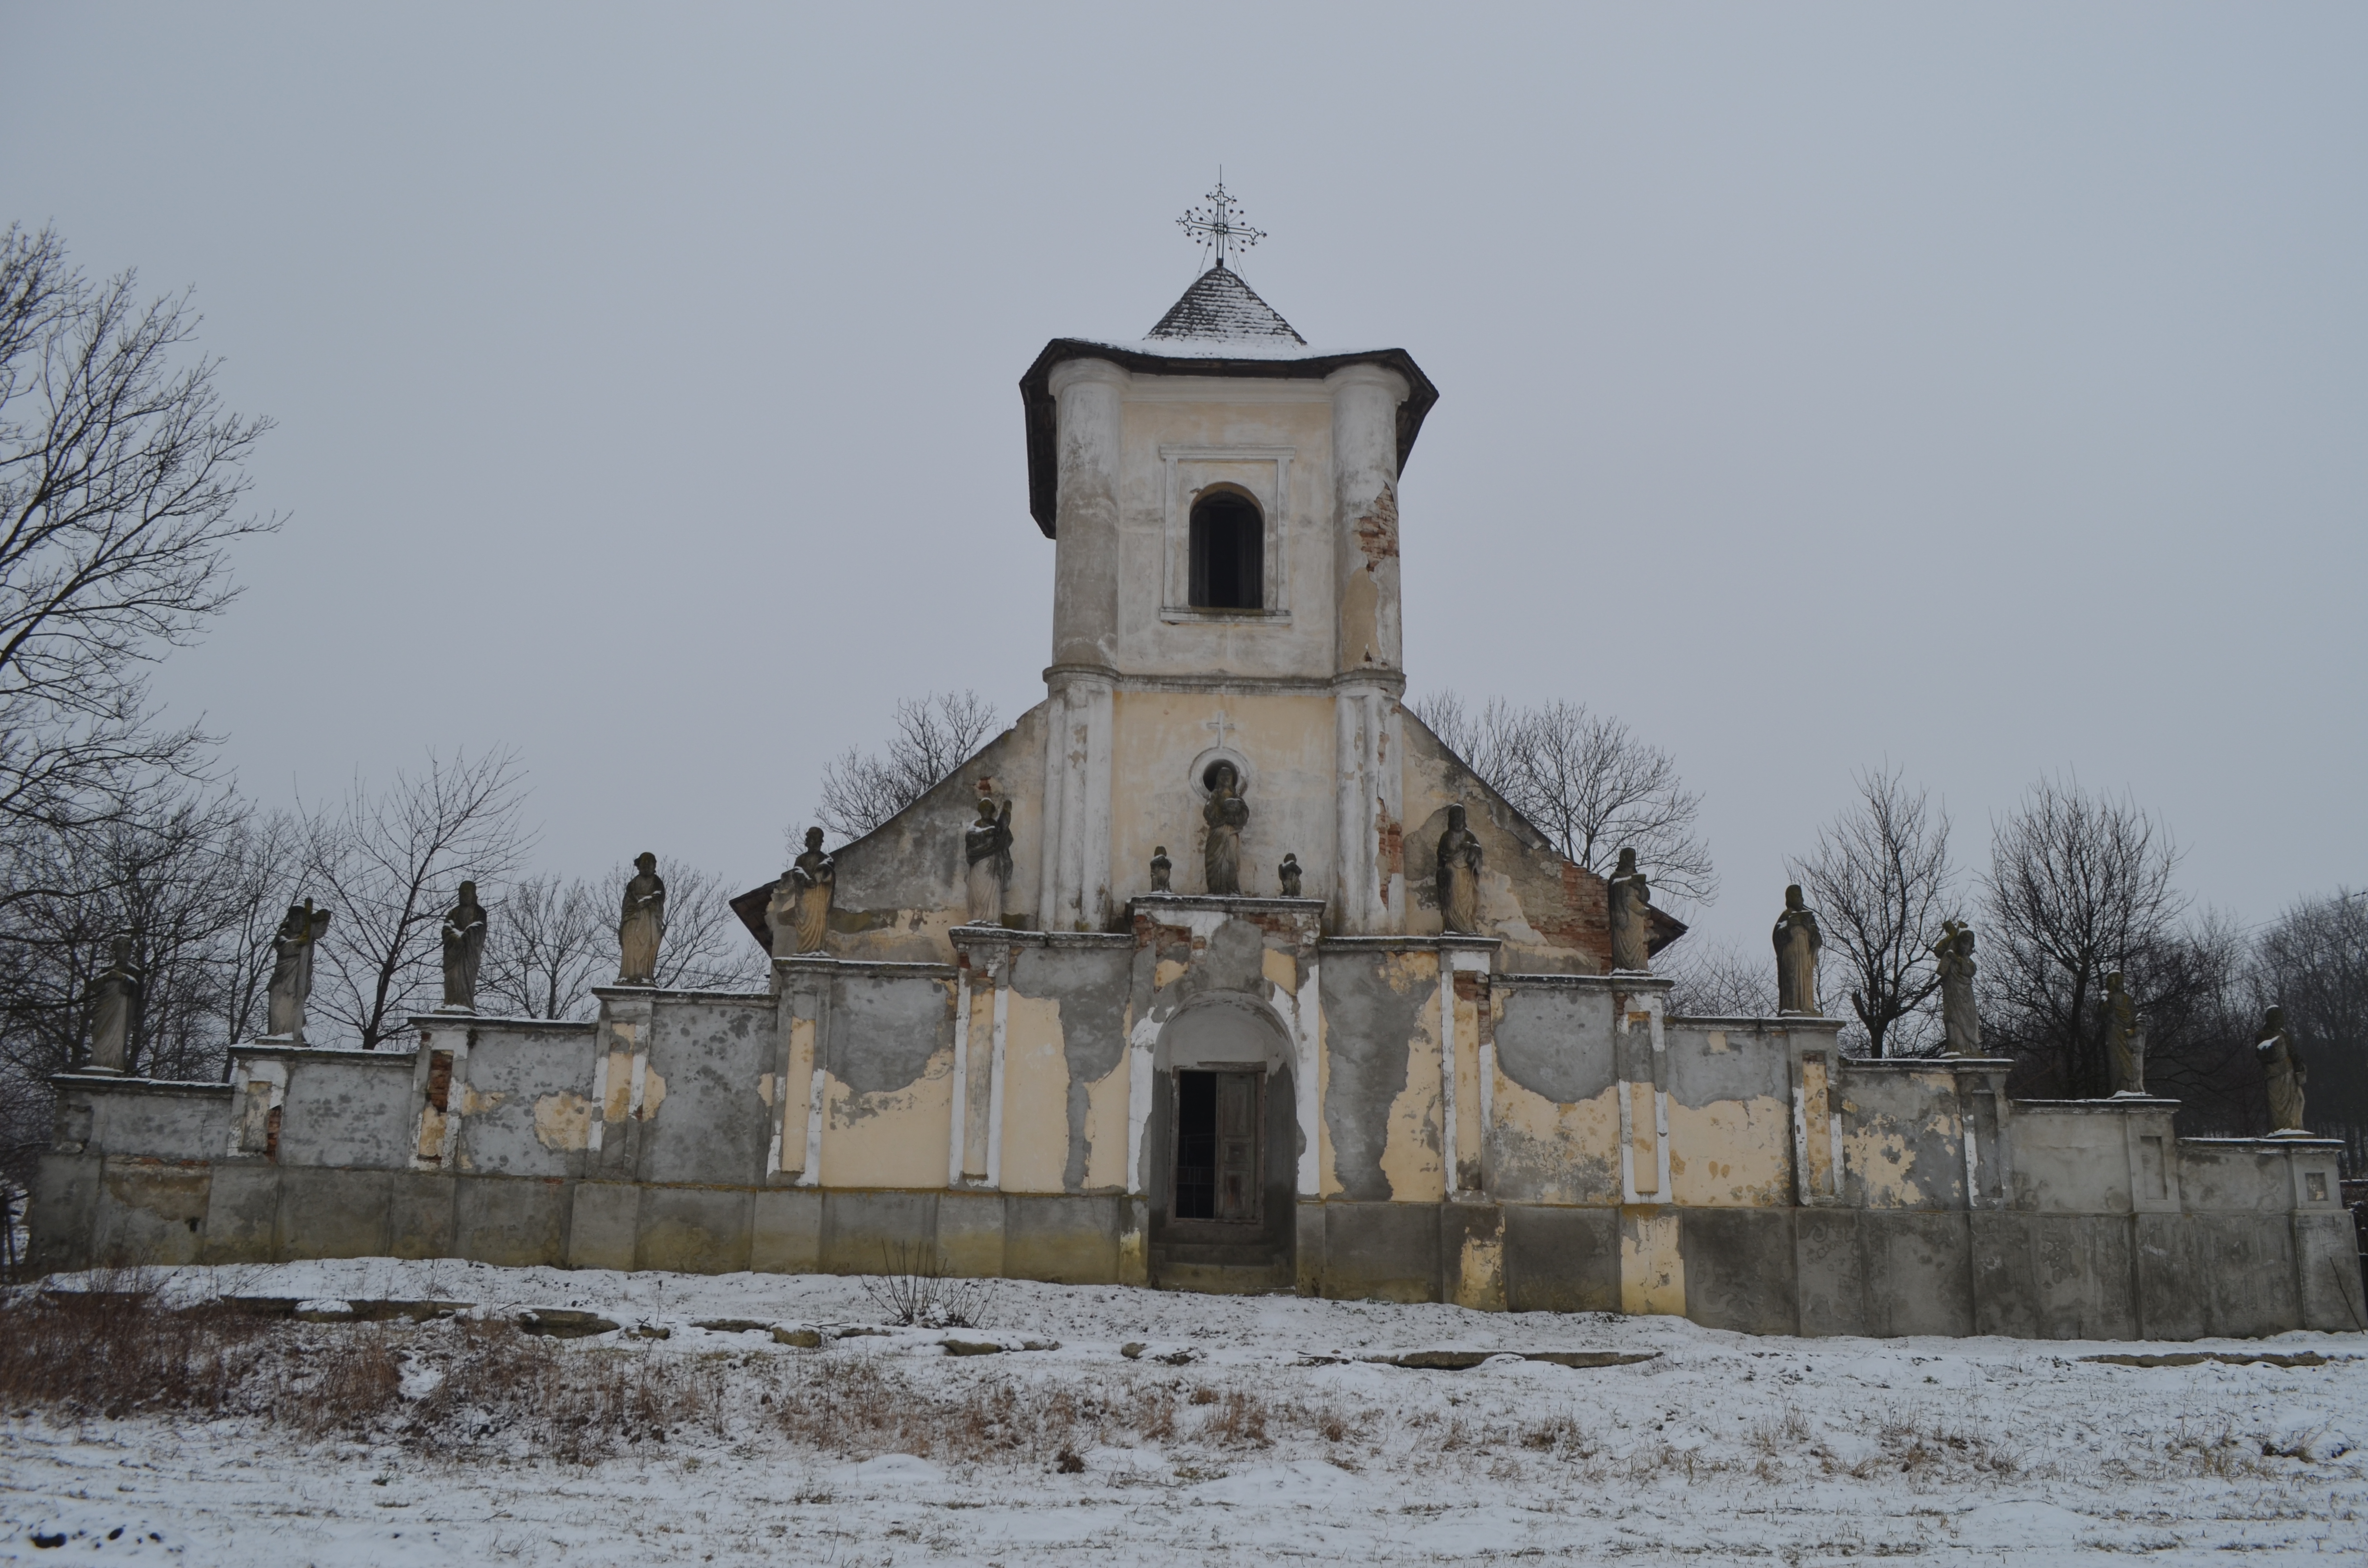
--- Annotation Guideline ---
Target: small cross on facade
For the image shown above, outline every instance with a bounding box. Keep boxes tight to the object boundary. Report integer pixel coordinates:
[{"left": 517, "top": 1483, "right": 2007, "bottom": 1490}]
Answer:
[
  {"left": 1177, "top": 176, "right": 1265, "bottom": 270},
  {"left": 1203, "top": 709, "right": 1240, "bottom": 748}
]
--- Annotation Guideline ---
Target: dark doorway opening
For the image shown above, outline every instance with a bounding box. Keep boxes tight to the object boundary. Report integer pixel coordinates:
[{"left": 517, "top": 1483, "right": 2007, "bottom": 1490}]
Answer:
[
  {"left": 1171, "top": 1068, "right": 1262, "bottom": 1223},
  {"left": 1188, "top": 492, "right": 1263, "bottom": 610}
]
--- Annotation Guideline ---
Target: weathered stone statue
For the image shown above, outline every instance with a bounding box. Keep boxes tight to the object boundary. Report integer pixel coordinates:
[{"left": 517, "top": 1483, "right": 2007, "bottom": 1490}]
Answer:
[
  {"left": 2101, "top": 969, "right": 2145, "bottom": 1095},
  {"left": 2256, "top": 1005, "right": 2307, "bottom": 1133},
  {"left": 1203, "top": 761, "right": 1248, "bottom": 895},
  {"left": 1607, "top": 847, "right": 1653, "bottom": 972},
  {"left": 617, "top": 853, "right": 667, "bottom": 983},
  {"left": 85, "top": 935, "right": 142, "bottom": 1075},
  {"left": 1149, "top": 846, "right": 1172, "bottom": 894},
  {"left": 964, "top": 798, "right": 1013, "bottom": 925},
  {"left": 266, "top": 900, "right": 332, "bottom": 1042},
  {"left": 773, "top": 828, "right": 835, "bottom": 956},
  {"left": 1772, "top": 884, "right": 1822, "bottom": 1015},
  {"left": 1931, "top": 920, "right": 1981, "bottom": 1057},
  {"left": 1436, "top": 804, "right": 1482, "bottom": 934},
  {"left": 1277, "top": 853, "right": 1303, "bottom": 898},
  {"left": 439, "top": 881, "right": 488, "bottom": 1011}
]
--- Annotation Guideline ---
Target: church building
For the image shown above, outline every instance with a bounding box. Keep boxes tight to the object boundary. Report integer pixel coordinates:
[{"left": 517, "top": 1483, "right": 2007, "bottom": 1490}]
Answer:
[{"left": 33, "top": 226, "right": 2360, "bottom": 1338}]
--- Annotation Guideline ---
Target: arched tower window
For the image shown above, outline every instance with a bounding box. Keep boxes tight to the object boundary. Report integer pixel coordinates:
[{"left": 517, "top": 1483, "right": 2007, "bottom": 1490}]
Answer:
[{"left": 1188, "top": 490, "right": 1263, "bottom": 610}]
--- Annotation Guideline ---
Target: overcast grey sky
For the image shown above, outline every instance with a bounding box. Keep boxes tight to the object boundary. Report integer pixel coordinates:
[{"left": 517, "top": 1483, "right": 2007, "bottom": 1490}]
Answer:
[{"left": 4, "top": 2, "right": 2362, "bottom": 954}]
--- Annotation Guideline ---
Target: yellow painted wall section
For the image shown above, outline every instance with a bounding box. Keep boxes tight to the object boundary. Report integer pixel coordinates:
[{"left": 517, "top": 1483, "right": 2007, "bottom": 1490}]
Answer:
[
  {"left": 1454, "top": 1222, "right": 1504, "bottom": 1311},
  {"left": 961, "top": 982, "right": 996, "bottom": 1180},
  {"left": 1452, "top": 982, "right": 1483, "bottom": 1179},
  {"left": 601, "top": 1051, "right": 634, "bottom": 1123},
  {"left": 819, "top": 1049, "right": 952, "bottom": 1189},
  {"left": 997, "top": 990, "right": 1070, "bottom": 1193},
  {"left": 1262, "top": 947, "right": 1298, "bottom": 995},
  {"left": 1620, "top": 1208, "right": 1686, "bottom": 1315},
  {"left": 781, "top": 1017, "right": 815, "bottom": 1173},
  {"left": 1080, "top": 1053, "right": 1132, "bottom": 1190},
  {"left": 1800, "top": 1054, "right": 1835, "bottom": 1195},
  {"left": 1376, "top": 955, "right": 1445, "bottom": 1202},
  {"left": 1487, "top": 1079, "right": 1622, "bottom": 1204},
  {"left": 1317, "top": 1004, "right": 1343, "bottom": 1197},
  {"left": 1666, "top": 1097, "right": 1794, "bottom": 1205}
]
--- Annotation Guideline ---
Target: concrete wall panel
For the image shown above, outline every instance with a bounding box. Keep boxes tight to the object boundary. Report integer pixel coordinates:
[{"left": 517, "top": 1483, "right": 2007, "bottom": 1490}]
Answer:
[
  {"left": 1680, "top": 1208, "right": 1797, "bottom": 1335},
  {"left": 1501, "top": 1204, "right": 1618, "bottom": 1313},
  {"left": 454, "top": 1176, "right": 567, "bottom": 1266},
  {"left": 639, "top": 1185, "right": 753, "bottom": 1274},
  {"left": 752, "top": 1189, "right": 823, "bottom": 1274},
  {"left": 276, "top": 1166, "right": 393, "bottom": 1260},
  {"left": 1320, "top": 1200, "right": 1438, "bottom": 1302}
]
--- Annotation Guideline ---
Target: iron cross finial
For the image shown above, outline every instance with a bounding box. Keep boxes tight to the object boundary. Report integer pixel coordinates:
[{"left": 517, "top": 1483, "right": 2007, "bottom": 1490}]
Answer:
[{"left": 1177, "top": 173, "right": 1265, "bottom": 270}]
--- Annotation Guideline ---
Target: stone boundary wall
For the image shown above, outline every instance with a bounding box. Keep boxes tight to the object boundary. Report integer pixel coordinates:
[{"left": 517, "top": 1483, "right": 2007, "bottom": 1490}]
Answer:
[{"left": 30, "top": 978, "right": 2363, "bottom": 1340}]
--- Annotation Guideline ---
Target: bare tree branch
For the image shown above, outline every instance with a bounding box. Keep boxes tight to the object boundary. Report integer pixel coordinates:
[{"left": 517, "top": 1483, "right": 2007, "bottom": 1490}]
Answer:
[
  {"left": 1788, "top": 766, "right": 1955, "bottom": 1057},
  {"left": 1410, "top": 693, "right": 1717, "bottom": 906},
  {"left": 0, "top": 225, "right": 277, "bottom": 898},
  {"left": 810, "top": 690, "right": 999, "bottom": 844}
]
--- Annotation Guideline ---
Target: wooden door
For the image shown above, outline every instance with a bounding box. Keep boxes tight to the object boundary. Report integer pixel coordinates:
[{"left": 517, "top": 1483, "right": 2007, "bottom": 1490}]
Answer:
[{"left": 1212, "top": 1070, "right": 1261, "bottom": 1224}]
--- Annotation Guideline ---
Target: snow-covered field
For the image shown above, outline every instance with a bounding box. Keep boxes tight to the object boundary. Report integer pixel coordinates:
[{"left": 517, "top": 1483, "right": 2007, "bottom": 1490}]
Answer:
[{"left": 5, "top": 1258, "right": 2364, "bottom": 1565}]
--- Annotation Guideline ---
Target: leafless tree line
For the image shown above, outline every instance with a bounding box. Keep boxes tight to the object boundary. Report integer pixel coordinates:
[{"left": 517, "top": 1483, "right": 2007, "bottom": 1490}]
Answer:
[
  {"left": 1665, "top": 766, "right": 2365, "bottom": 1165},
  {"left": 0, "top": 751, "right": 769, "bottom": 1186}
]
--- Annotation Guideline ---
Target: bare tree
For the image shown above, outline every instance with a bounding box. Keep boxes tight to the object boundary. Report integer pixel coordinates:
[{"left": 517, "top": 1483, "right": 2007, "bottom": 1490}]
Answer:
[
  {"left": 481, "top": 858, "right": 770, "bottom": 1019},
  {"left": 2251, "top": 889, "right": 2368, "bottom": 1169},
  {"left": 1787, "top": 767, "right": 1955, "bottom": 1057},
  {"left": 0, "top": 225, "right": 276, "bottom": 903},
  {"left": 1665, "top": 940, "right": 1779, "bottom": 1018},
  {"left": 810, "top": 690, "right": 999, "bottom": 844},
  {"left": 1980, "top": 777, "right": 2187, "bottom": 1100},
  {"left": 481, "top": 873, "right": 606, "bottom": 1020},
  {"left": 305, "top": 749, "right": 530, "bottom": 1049},
  {"left": 1410, "top": 693, "right": 1716, "bottom": 905}
]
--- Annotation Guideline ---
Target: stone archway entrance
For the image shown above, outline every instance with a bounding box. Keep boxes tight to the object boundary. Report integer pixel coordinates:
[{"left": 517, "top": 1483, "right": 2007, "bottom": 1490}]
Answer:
[{"left": 1148, "top": 997, "right": 1297, "bottom": 1292}]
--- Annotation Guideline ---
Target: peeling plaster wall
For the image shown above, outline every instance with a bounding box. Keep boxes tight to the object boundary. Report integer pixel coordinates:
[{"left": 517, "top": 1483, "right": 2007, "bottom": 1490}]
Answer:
[
  {"left": 819, "top": 972, "right": 956, "bottom": 1190},
  {"left": 1319, "top": 947, "right": 1442, "bottom": 1203},
  {"left": 463, "top": 1024, "right": 601, "bottom": 1176},
  {"left": 639, "top": 998, "right": 774, "bottom": 1187},
  {"left": 1834, "top": 1063, "right": 1969, "bottom": 1211}
]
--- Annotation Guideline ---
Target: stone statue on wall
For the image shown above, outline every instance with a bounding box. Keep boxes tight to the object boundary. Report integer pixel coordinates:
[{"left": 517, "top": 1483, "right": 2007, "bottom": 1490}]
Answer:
[
  {"left": 2101, "top": 970, "right": 2146, "bottom": 1095},
  {"left": 440, "top": 881, "right": 488, "bottom": 1011},
  {"left": 1932, "top": 920, "right": 1981, "bottom": 1057},
  {"left": 266, "top": 899, "right": 332, "bottom": 1041},
  {"left": 1203, "top": 761, "right": 1248, "bottom": 895},
  {"left": 1437, "top": 804, "right": 1482, "bottom": 934},
  {"left": 1772, "top": 884, "right": 1823, "bottom": 1016},
  {"left": 85, "top": 935, "right": 142, "bottom": 1075},
  {"left": 1149, "top": 846, "right": 1172, "bottom": 894},
  {"left": 2256, "top": 1005, "right": 2307, "bottom": 1133},
  {"left": 964, "top": 798, "right": 1013, "bottom": 925},
  {"left": 617, "top": 853, "right": 667, "bottom": 983},
  {"left": 1278, "top": 853, "right": 1303, "bottom": 898},
  {"left": 1607, "top": 847, "right": 1653, "bottom": 972},
  {"left": 772, "top": 828, "right": 835, "bottom": 956}
]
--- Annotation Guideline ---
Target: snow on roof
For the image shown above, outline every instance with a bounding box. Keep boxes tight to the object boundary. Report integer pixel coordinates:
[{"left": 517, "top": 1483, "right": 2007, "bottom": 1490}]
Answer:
[{"left": 1144, "top": 264, "right": 1306, "bottom": 345}]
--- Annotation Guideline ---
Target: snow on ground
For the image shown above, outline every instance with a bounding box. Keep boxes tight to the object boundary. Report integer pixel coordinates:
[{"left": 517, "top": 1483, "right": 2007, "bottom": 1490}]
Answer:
[{"left": 5, "top": 1258, "right": 2365, "bottom": 1565}]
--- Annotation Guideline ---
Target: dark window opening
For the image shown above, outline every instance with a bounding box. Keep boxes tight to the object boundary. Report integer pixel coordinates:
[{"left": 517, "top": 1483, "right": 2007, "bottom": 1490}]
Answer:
[
  {"left": 1172, "top": 1068, "right": 1261, "bottom": 1223},
  {"left": 1188, "top": 492, "right": 1263, "bottom": 610}
]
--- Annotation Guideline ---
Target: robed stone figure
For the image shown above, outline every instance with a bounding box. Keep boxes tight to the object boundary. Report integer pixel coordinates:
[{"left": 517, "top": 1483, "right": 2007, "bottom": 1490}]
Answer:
[
  {"left": 771, "top": 828, "right": 835, "bottom": 956},
  {"left": 2101, "top": 970, "right": 2145, "bottom": 1095},
  {"left": 1277, "top": 853, "right": 1304, "bottom": 899},
  {"left": 86, "top": 935, "right": 142, "bottom": 1075},
  {"left": 1437, "top": 804, "right": 1482, "bottom": 934},
  {"left": 2256, "top": 1005, "right": 2307, "bottom": 1133},
  {"left": 1932, "top": 920, "right": 1980, "bottom": 1057},
  {"left": 617, "top": 853, "right": 667, "bottom": 984},
  {"left": 964, "top": 798, "right": 1013, "bottom": 926},
  {"left": 1203, "top": 761, "right": 1248, "bottom": 895},
  {"left": 1607, "top": 847, "right": 1653, "bottom": 972},
  {"left": 267, "top": 900, "right": 332, "bottom": 1042},
  {"left": 440, "top": 881, "right": 488, "bottom": 1011},
  {"left": 1773, "top": 884, "right": 1822, "bottom": 1015}
]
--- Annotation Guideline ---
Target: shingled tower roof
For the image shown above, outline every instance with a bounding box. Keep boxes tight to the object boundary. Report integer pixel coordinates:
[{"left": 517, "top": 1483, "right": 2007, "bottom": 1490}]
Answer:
[{"left": 1145, "top": 263, "right": 1306, "bottom": 344}]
